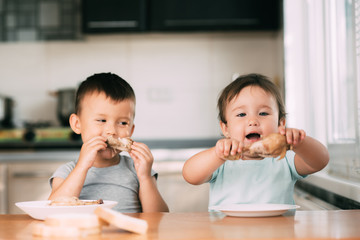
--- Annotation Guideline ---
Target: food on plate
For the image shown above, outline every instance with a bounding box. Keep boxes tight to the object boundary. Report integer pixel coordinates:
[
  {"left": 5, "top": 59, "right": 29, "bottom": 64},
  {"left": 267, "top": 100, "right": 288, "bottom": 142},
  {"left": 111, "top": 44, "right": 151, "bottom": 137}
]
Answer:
[
  {"left": 32, "top": 213, "right": 102, "bottom": 237},
  {"left": 95, "top": 207, "right": 148, "bottom": 234},
  {"left": 226, "top": 133, "right": 291, "bottom": 160},
  {"left": 106, "top": 136, "right": 133, "bottom": 152},
  {"left": 49, "top": 196, "right": 104, "bottom": 206}
]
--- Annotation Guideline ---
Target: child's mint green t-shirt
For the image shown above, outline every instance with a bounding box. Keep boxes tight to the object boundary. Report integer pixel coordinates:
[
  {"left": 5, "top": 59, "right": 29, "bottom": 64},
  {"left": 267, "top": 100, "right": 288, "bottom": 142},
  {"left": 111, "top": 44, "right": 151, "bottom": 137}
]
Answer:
[{"left": 208, "top": 151, "right": 305, "bottom": 209}]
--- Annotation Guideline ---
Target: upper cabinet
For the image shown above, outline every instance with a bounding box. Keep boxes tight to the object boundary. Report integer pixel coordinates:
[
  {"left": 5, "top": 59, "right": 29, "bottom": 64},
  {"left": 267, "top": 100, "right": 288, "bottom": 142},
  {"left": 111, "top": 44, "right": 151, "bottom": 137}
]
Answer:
[
  {"left": 0, "top": 0, "right": 282, "bottom": 41},
  {"left": 150, "top": 0, "right": 281, "bottom": 31},
  {"left": 82, "top": 0, "right": 282, "bottom": 34},
  {"left": 82, "top": 0, "right": 147, "bottom": 33}
]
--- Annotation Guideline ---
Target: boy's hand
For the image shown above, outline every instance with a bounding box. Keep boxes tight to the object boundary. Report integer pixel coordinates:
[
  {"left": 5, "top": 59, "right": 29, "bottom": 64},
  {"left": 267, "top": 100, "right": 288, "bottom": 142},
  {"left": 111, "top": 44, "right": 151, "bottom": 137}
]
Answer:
[
  {"left": 129, "top": 142, "right": 153, "bottom": 181},
  {"left": 279, "top": 127, "right": 306, "bottom": 147},
  {"left": 215, "top": 138, "right": 243, "bottom": 161},
  {"left": 77, "top": 136, "right": 107, "bottom": 170}
]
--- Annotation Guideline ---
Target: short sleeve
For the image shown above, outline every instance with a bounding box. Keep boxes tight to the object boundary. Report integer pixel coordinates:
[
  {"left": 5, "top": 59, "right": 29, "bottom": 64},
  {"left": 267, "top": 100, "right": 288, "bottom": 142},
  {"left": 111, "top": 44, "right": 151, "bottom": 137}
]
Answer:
[
  {"left": 208, "top": 165, "right": 221, "bottom": 183},
  {"left": 285, "top": 151, "right": 307, "bottom": 180},
  {"left": 49, "top": 161, "right": 76, "bottom": 188},
  {"left": 151, "top": 168, "right": 158, "bottom": 180}
]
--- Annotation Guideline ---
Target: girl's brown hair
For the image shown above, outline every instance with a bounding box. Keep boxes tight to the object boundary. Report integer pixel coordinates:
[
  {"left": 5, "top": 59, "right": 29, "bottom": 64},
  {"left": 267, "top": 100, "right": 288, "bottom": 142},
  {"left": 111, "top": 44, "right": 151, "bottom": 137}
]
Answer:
[{"left": 217, "top": 73, "right": 286, "bottom": 125}]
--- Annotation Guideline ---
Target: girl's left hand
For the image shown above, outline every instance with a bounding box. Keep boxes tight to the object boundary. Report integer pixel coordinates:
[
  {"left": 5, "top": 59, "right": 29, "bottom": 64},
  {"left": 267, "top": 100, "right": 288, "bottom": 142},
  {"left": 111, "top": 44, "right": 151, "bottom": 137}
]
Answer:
[
  {"left": 279, "top": 127, "right": 306, "bottom": 147},
  {"left": 129, "top": 141, "right": 153, "bottom": 181}
]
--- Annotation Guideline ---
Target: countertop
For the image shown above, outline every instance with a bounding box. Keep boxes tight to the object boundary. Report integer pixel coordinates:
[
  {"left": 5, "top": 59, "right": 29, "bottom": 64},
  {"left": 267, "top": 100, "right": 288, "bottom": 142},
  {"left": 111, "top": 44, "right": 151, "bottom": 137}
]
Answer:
[
  {"left": 0, "top": 147, "right": 206, "bottom": 163},
  {"left": 1, "top": 210, "right": 360, "bottom": 239},
  {"left": 297, "top": 171, "right": 360, "bottom": 209}
]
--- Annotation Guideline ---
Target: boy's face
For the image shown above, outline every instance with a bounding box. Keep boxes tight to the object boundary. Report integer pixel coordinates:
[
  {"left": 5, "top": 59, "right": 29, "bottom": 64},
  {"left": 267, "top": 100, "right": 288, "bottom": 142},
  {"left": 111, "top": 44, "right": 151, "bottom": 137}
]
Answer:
[
  {"left": 71, "top": 91, "right": 135, "bottom": 160},
  {"left": 220, "top": 85, "right": 284, "bottom": 146}
]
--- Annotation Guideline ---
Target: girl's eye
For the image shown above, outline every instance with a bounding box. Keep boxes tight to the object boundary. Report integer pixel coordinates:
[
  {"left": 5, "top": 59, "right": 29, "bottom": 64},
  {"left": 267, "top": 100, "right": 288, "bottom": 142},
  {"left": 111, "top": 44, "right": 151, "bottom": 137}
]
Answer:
[
  {"left": 237, "top": 113, "right": 246, "bottom": 117},
  {"left": 119, "top": 121, "right": 128, "bottom": 126},
  {"left": 97, "top": 119, "right": 106, "bottom": 123},
  {"left": 259, "top": 112, "right": 269, "bottom": 116}
]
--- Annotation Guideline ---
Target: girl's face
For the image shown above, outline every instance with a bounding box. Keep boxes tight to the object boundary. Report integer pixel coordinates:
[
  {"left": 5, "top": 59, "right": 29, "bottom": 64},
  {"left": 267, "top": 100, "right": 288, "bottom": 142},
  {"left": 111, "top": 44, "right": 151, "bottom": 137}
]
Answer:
[
  {"left": 220, "top": 85, "right": 284, "bottom": 146},
  {"left": 71, "top": 91, "right": 135, "bottom": 160}
]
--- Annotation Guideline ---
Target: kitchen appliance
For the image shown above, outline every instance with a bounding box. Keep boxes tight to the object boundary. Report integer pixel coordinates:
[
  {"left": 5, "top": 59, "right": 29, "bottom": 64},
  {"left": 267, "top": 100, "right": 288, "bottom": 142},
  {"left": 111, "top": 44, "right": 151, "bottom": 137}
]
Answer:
[
  {"left": 52, "top": 89, "right": 76, "bottom": 126},
  {"left": 0, "top": 96, "right": 14, "bottom": 128}
]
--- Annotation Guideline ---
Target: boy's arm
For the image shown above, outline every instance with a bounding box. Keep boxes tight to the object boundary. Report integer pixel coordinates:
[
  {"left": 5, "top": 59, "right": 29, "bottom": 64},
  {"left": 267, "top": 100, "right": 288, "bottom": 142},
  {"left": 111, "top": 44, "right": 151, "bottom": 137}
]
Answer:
[
  {"left": 49, "top": 136, "right": 106, "bottom": 200},
  {"left": 182, "top": 147, "right": 225, "bottom": 185},
  {"left": 130, "top": 142, "right": 169, "bottom": 212},
  {"left": 48, "top": 166, "right": 88, "bottom": 200},
  {"left": 292, "top": 136, "right": 329, "bottom": 176},
  {"left": 138, "top": 176, "right": 169, "bottom": 212}
]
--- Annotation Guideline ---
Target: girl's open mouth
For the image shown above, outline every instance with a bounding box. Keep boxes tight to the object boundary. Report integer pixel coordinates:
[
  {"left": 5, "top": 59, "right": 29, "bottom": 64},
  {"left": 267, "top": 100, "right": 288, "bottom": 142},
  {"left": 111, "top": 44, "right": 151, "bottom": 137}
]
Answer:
[{"left": 246, "top": 133, "right": 261, "bottom": 142}]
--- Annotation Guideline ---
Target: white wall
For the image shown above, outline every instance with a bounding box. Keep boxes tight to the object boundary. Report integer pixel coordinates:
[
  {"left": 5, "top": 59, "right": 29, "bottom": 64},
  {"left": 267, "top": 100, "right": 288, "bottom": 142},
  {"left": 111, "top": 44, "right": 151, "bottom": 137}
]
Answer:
[{"left": 0, "top": 32, "right": 283, "bottom": 139}]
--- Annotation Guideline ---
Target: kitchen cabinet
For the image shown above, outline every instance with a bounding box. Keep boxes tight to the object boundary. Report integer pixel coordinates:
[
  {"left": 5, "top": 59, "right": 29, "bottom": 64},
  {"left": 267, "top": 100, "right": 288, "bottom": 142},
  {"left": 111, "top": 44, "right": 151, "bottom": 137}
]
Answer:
[
  {"left": 7, "top": 162, "right": 66, "bottom": 214},
  {"left": 0, "top": 164, "right": 6, "bottom": 213},
  {"left": 82, "top": 0, "right": 282, "bottom": 33},
  {"left": 153, "top": 161, "right": 209, "bottom": 212},
  {"left": 150, "top": 0, "right": 282, "bottom": 31},
  {"left": 0, "top": 151, "right": 78, "bottom": 214},
  {"left": 82, "top": 0, "right": 147, "bottom": 33}
]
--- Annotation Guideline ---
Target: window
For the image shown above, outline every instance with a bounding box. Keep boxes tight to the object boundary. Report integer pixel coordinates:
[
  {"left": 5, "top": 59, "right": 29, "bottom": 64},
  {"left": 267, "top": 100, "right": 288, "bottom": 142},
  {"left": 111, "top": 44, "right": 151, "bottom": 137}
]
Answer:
[{"left": 284, "top": 0, "right": 360, "bottom": 180}]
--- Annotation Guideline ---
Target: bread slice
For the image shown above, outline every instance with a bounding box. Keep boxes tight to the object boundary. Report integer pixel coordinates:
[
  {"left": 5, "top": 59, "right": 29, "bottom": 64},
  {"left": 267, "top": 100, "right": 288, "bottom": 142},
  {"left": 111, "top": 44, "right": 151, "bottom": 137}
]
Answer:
[
  {"left": 32, "top": 223, "right": 101, "bottom": 237},
  {"left": 94, "top": 207, "right": 148, "bottom": 234},
  {"left": 32, "top": 213, "right": 102, "bottom": 237},
  {"left": 45, "top": 213, "right": 101, "bottom": 228}
]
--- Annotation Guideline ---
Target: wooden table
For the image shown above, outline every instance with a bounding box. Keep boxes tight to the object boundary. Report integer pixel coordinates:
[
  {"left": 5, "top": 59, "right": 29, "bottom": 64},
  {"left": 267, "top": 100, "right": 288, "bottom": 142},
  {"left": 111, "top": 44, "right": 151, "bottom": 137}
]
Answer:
[{"left": 1, "top": 210, "right": 359, "bottom": 239}]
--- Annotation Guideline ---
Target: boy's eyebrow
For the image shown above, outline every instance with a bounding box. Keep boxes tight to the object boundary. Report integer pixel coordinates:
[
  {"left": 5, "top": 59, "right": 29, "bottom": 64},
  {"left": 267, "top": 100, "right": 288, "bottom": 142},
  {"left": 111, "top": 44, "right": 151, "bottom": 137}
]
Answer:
[{"left": 94, "top": 113, "right": 132, "bottom": 119}]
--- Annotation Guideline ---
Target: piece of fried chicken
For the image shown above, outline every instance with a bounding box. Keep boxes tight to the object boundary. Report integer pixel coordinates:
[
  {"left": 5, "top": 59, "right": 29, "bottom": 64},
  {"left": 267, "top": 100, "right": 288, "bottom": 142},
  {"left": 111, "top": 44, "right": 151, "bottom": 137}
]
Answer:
[
  {"left": 227, "top": 133, "right": 291, "bottom": 160},
  {"left": 106, "top": 136, "right": 133, "bottom": 152}
]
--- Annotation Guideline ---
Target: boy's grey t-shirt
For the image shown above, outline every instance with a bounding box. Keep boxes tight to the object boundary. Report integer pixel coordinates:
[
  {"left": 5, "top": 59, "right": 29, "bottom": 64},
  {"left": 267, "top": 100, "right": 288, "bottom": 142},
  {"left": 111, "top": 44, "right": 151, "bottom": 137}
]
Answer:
[{"left": 49, "top": 155, "right": 157, "bottom": 213}]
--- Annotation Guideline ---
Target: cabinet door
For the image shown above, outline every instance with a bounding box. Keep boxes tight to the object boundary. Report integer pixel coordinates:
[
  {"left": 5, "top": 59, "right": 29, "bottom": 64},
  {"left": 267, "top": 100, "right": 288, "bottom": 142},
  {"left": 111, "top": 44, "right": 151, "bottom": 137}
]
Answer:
[
  {"left": 150, "top": 0, "right": 281, "bottom": 31},
  {"left": 82, "top": 0, "right": 147, "bottom": 33},
  {"left": 7, "top": 162, "right": 66, "bottom": 214},
  {"left": 153, "top": 161, "right": 209, "bottom": 212}
]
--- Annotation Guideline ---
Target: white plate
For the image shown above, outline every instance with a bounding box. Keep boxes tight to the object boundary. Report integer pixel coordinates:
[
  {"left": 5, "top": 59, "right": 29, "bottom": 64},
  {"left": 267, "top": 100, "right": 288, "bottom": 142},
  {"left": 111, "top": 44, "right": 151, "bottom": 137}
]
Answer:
[
  {"left": 210, "top": 204, "right": 299, "bottom": 217},
  {"left": 15, "top": 200, "right": 118, "bottom": 220}
]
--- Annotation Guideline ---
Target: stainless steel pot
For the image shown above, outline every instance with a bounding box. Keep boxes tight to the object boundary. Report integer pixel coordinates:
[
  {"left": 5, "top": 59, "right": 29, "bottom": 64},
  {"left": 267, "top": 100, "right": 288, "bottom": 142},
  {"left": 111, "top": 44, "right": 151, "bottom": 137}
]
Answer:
[
  {"left": 53, "top": 89, "right": 76, "bottom": 126},
  {"left": 0, "top": 96, "right": 14, "bottom": 128}
]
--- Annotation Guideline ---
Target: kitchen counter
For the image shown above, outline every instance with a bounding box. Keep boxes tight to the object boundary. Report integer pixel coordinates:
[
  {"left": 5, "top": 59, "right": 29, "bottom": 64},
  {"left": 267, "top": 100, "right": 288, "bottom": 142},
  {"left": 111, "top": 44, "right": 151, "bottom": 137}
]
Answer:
[
  {"left": 1, "top": 210, "right": 360, "bottom": 239},
  {"left": 296, "top": 171, "right": 360, "bottom": 209}
]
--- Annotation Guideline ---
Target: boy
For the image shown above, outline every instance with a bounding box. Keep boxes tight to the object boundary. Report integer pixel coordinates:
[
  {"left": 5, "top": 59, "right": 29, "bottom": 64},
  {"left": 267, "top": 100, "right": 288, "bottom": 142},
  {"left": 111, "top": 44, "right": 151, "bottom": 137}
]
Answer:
[
  {"left": 49, "top": 73, "right": 169, "bottom": 212},
  {"left": 182, "top": 73, "right": 329, "bottom": 208}
]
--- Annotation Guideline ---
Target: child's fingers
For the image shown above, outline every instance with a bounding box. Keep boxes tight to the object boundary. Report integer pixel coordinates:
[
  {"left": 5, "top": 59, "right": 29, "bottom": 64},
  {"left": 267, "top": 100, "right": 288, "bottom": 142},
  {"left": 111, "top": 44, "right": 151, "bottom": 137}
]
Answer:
[
  {"left": 131, "top": 142, "right": 151, "bottom": 156},
  {"left": 278, "top": 126, "right": 286, "bottom": 135},
  {"left": 230, "top": 140, "right": 241, "bottom": 155}
]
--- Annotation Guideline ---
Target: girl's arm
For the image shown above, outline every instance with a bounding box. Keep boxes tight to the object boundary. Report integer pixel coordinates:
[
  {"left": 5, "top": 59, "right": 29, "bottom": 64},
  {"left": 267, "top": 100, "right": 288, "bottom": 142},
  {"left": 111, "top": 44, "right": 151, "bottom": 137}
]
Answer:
[
  {"left": 182, "top": 147, "right": 224, "bottom": 185},
  {"left": 130, "top": 142, "right": 169, "bottom": 212},
  {"left": 280, "top": 128, "right": 329, "bottom": 176},
  {"left": 183, "top": 138, "right": 242, "bottom": 185},
  {"left": 293, "top": 136, "right": 329, "bottom": 175}
]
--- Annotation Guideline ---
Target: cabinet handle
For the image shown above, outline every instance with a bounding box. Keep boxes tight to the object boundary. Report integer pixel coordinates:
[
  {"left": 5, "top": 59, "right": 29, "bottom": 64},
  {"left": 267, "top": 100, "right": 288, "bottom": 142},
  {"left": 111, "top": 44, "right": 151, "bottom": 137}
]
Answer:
[{"left": 12, "top": 172, "right": 52, "bottom": 178}]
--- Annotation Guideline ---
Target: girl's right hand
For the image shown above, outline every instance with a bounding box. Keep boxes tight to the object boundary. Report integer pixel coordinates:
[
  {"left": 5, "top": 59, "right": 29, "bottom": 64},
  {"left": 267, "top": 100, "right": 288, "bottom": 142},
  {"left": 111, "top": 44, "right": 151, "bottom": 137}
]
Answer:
[
  {"left": 77, "top": 136, "right": 107, "bottom": 169},
  {"left": 215, "top": 138, "right": 243, "bottom": 161}
]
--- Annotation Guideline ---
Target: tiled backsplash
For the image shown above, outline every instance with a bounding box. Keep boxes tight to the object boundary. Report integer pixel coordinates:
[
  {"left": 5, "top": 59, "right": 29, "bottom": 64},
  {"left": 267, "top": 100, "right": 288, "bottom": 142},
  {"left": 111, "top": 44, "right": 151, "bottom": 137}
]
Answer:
[{"left": 0, "top": 32, "right": 283, "bottom": 139}]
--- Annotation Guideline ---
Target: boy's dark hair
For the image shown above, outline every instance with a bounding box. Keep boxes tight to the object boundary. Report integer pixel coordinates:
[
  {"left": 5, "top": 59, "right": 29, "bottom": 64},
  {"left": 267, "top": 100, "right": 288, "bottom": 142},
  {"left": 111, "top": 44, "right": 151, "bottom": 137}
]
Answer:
[
  {"left": 75, "top": 72, "right": 135, "bottom": 114},
  {"left": 217, "top": 73, "right": 286, "bottom": 125}
]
